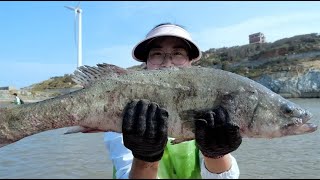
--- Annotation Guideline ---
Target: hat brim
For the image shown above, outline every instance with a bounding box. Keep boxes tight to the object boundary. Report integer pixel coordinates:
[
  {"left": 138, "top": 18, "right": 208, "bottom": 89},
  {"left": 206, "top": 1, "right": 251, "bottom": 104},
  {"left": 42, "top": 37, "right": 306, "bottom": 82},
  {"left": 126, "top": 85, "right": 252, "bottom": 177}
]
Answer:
[{"left": 132, "top": 35, "right": 202, "bottom": 63}]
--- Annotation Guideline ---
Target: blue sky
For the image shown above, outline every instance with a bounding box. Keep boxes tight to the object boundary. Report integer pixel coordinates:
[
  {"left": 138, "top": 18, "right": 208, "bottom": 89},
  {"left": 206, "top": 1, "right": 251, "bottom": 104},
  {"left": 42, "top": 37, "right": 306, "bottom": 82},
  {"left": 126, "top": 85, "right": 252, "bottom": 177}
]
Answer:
[{"left": 1, "top": 1, "right": 320, "bottom": 89}]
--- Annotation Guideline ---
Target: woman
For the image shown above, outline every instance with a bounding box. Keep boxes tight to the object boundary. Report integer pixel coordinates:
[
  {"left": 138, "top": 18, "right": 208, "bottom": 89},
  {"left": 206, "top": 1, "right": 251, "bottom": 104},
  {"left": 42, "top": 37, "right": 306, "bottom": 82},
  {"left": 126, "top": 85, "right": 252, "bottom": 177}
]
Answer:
[{"left": 104, "top": 23, "right": 242, "bottom": 179}]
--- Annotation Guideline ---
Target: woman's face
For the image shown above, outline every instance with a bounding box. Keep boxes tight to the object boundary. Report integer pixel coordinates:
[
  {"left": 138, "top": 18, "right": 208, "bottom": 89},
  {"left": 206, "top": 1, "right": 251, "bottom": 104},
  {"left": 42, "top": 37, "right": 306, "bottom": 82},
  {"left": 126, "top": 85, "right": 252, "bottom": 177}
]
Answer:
[{"left": 146, "top": 37, "right": 192, "bottom": 70}]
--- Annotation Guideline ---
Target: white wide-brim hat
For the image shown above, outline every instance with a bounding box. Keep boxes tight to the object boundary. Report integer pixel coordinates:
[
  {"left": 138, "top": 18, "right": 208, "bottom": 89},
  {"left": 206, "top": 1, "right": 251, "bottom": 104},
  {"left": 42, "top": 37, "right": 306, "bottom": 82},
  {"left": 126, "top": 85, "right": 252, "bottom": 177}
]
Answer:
[{"left": 132, "top": 24, "right": 202, "bottom": 62}]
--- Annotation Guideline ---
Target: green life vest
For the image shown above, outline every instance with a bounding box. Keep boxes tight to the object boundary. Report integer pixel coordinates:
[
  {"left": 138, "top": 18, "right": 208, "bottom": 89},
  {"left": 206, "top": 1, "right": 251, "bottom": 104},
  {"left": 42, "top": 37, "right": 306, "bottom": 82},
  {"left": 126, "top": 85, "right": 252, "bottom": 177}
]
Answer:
[{"left": 113, "top": 139, "right": 201, "bottom": 179}]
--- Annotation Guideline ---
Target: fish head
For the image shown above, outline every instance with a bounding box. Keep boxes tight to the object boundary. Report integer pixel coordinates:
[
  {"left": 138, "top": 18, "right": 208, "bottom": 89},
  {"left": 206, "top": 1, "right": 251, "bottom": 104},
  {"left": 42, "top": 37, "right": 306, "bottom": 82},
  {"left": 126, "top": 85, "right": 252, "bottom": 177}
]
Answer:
[{"left": 233, "top": 85, "right": 318, "bottom": 138}]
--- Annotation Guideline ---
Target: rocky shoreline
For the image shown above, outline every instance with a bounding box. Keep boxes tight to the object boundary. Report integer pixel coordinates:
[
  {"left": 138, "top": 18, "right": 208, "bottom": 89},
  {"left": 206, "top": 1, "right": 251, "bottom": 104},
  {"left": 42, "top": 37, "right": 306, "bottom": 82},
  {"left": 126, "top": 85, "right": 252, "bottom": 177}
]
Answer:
[
  {"left": 0, "top": 87, "right": 82, "bottom": 105},
  {"left": 255, "top": 69, "right": 320, "bottom": 98}
]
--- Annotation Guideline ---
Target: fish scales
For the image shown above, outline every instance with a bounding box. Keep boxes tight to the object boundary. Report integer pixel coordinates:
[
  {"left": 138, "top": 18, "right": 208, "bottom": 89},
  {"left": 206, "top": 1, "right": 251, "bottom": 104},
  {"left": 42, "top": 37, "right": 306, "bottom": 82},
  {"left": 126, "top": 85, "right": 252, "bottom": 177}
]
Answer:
[{"left": 0, "top": 65, "right": 317, "bottom": 147}]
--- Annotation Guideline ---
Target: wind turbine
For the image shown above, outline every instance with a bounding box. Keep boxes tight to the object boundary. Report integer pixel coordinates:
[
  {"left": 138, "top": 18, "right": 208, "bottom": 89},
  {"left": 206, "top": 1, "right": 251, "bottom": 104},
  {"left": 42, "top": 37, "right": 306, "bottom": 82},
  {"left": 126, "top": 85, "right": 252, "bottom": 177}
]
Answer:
[{"left": 65, "top": 2, "right": 82, "bottom": 68}]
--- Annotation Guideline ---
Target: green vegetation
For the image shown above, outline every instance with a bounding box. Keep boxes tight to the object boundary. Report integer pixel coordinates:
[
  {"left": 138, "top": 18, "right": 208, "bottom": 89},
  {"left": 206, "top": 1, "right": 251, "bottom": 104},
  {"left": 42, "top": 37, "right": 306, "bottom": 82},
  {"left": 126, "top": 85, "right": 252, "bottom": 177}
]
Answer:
[
  {"left": 194, "top": 33, "right": 320, "bottom": 66},
  {"left": 193, "top": 33, "right": 320, "bottom": 78},
  {"left": 31, "top": 74, "right": 77, "bottom": 91}
]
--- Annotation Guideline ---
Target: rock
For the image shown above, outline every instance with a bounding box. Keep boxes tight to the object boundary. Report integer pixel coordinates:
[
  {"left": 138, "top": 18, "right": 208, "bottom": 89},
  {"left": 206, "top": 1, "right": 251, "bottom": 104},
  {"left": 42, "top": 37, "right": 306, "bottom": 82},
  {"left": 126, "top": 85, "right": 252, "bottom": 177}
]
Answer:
[{"left": 255, "top": 69, "right": 320, "bottom": 98}]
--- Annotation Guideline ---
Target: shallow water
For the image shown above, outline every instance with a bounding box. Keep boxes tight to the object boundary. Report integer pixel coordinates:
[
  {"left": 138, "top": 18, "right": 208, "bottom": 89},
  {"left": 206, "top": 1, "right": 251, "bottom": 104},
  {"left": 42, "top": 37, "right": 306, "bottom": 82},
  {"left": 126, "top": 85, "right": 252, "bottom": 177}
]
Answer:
[{"left": 0, "top": 98, "right": 319, "bottom": 179}]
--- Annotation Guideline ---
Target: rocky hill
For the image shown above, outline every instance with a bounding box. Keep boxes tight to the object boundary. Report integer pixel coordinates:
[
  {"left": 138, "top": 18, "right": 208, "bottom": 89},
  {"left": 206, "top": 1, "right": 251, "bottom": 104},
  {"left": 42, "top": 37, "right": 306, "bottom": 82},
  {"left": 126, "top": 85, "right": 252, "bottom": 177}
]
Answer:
[
  {"left": 25, "top": 33, "right": 320, "bottom": 98},
  {"left": 194, "top": 33, "right": 320, "bottom": 78},
  {"left": 0, "top": 74, "right": 82, "bottom": 103},
  {"left": 192, "top": 33, "right": 320, "bottom": 98}
]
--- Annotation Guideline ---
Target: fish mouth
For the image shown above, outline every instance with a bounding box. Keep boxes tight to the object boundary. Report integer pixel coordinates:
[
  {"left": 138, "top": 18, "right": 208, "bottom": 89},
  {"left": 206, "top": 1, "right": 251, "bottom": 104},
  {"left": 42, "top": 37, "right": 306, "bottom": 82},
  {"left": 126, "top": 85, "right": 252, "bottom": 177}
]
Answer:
[
  {"left": 0, "top": 143, "right": 9, "bottom": 148},
  {"left": 280, "top": 116, "right": 318, "bottom": 136}
]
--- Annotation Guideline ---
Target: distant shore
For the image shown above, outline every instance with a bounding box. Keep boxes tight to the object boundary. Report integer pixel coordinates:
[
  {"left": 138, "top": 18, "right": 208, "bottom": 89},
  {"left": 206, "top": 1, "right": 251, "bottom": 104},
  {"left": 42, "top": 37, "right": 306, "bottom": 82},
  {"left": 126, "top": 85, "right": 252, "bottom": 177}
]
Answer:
[{"left": 0, "top": 99, "right": 43, "bottom": 108}]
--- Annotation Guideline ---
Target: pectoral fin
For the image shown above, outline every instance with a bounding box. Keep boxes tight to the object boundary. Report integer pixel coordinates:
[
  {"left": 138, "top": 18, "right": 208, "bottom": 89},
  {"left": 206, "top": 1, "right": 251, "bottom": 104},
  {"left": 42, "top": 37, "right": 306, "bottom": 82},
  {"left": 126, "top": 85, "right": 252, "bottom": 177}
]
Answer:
[{"left": 64, "top": 126, "right": 105, "bottom": 134}]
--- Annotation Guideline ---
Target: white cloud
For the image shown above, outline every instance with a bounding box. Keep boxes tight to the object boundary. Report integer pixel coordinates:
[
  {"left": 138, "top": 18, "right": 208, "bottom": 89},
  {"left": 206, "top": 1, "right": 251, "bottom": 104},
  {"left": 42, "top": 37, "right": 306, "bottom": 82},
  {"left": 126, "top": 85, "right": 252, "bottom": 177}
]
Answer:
[{"left": 193, "top": 12, "right": 320, "bottom": 51}]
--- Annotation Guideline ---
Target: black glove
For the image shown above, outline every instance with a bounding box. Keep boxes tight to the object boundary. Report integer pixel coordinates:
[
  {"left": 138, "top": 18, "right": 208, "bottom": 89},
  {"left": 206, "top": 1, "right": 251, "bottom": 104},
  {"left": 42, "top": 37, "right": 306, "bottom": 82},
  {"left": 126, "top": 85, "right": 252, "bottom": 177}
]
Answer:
[
  {"left": 122, "top": 99, "right": 169, "bottom": 162},
  {"left": 195, "top": 106, "right": 242, "bottom": 159}
]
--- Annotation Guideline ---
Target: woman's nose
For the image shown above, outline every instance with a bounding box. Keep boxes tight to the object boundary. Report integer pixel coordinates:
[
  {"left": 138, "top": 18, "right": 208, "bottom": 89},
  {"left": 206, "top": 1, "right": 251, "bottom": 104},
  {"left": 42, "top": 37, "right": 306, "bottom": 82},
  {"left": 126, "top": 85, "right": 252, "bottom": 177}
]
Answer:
[{"left": 161, "top": 56, "right": 173, "bottom": 67}]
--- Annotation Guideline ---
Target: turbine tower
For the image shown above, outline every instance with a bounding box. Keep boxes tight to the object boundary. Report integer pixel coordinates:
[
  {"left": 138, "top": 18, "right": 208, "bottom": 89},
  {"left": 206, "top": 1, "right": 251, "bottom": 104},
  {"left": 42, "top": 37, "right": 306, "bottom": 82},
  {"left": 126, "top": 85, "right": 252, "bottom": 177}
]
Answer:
[{"left": 65, "top": 2, "right": 82, "bottom": 68}]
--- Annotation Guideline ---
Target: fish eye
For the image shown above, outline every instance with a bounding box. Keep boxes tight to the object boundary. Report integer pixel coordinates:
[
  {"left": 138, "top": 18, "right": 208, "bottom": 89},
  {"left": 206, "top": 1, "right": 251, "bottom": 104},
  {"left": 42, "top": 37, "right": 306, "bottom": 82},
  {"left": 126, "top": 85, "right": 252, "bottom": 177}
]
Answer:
[
  {"left": 285, "top": 107, "right": 293, "bottom": 114},
  {"left": 282, "top": 104, "right": 294, "bottom": 115}
]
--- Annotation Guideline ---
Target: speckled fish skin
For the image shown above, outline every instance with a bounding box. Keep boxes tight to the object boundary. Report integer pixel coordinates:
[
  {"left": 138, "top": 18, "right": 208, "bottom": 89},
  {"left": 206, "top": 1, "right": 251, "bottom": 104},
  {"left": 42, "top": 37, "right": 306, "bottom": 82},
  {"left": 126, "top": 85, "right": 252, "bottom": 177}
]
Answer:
[{"left": 0, "top": 64, "right": 317, "bottom": 147}]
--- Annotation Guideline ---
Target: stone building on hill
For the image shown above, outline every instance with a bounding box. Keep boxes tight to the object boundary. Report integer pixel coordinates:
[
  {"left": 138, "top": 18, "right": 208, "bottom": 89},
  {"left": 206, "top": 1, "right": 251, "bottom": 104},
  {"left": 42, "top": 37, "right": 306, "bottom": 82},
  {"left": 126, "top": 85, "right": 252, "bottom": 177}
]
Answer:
[{"left": 249, "top": 32, "right": 266, "bottom": 44}]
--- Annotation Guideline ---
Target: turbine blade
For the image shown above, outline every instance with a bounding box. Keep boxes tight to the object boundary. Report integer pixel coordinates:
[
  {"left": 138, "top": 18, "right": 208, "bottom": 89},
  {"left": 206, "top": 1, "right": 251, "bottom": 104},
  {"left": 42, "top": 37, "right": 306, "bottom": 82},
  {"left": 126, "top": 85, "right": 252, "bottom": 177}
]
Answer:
[
  {"left": 76, "top": 1, "right": 81, "bottom": 8},
  {"left": 64, "top": 6, "right": 75, "bottom": 11}
]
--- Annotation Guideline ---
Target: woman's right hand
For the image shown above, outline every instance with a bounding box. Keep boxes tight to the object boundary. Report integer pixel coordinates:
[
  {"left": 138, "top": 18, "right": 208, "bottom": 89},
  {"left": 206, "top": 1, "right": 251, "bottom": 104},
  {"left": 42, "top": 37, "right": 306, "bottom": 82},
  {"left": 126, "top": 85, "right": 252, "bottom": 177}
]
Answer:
[{"left": 122, "top": 99, "right": 169, "bottom": 162}]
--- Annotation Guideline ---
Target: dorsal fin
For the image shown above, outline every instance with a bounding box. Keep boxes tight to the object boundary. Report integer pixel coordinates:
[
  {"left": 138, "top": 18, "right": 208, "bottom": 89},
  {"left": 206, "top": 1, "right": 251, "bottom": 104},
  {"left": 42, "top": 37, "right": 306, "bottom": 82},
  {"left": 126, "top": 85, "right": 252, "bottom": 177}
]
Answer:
[{"left": 72, "top": 63, "right": 128, "bottom": 87}]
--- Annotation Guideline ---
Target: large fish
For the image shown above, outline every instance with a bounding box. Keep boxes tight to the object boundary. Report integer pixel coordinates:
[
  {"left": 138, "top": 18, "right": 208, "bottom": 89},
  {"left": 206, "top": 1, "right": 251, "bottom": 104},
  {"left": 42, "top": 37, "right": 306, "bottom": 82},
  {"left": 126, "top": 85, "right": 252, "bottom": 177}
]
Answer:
[{"left": 0, "top": 64, "right": 317, "bottom": 147}]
